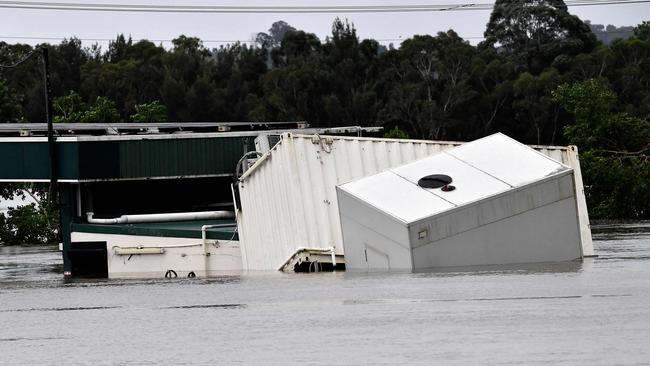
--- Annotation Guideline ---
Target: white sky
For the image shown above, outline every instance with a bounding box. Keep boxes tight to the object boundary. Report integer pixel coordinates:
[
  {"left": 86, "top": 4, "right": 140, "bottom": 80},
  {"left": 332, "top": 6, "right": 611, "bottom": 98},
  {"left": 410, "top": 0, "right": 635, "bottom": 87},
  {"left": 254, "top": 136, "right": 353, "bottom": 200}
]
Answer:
[{"left": 1, "top": 1, "right": 649, "bottom": 50}]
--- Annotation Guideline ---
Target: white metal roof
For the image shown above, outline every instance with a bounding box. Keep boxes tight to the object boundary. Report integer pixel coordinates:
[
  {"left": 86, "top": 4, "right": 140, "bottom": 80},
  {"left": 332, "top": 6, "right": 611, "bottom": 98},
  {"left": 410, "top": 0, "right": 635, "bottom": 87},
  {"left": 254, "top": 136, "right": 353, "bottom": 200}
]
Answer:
[
  {"left": 338, "top": 133, "right": 571, "bottom": 223},
  {"left": 447, "top": 134, "right": 569, "bottom": 186},
  {"left": 392, "top": 152, "right": 511, "bottom": 207}
]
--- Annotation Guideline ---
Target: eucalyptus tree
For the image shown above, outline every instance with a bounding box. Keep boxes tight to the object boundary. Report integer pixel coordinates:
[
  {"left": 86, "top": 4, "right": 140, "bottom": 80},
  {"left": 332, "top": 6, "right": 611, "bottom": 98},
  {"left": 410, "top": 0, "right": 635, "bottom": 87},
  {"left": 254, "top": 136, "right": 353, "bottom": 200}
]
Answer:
[
  {"left": 484, "top": 0, "right": 596, "bottom": 73},
  {"left": 255, "top": 21, "right": 296, "bottom": 49}
]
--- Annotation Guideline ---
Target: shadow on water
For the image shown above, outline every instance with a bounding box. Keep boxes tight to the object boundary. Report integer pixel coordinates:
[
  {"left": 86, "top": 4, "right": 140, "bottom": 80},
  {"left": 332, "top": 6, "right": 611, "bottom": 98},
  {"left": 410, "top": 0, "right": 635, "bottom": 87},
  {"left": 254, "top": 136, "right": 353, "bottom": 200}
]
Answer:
[
  {"left": 165, "top": 304, "right": 246, "bottom": 309},
  {"left": 342, "top": 258, "right": 585, "bottom": 280},
  {"left": 0, "top": 336, "right": 69, "bottom": 342},
  {"left": 0, "top": 306, "right": 122, "bottom": 313},
  {"left": 59, "top": 274, "right": 242, "bottom": 288},
  {"left": 413, "top": 260, "right": 584, "bottom": 276}
]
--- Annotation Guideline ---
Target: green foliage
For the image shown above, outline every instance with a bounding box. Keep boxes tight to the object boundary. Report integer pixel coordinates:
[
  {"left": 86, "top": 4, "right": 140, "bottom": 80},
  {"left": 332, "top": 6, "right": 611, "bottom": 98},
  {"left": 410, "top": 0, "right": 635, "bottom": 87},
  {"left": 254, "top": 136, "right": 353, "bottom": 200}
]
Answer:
[
  {"left": 384, "top": 126, "right": 409, "bottom": 139},
  {"left": 0, "top": 204, "right": 58, "bottom": 245},
  {"left": 52, "top": 92, "right": 124, "bottom": 123},
  {"left": 0, "top": 77, "right": 23, "bottom": 122},
  {"left": 0, "top": 184, "right": 58, "bottom": 245},
  {"left": 256, "top": 21, "right": 296, "bottom": 48},
  {"left": 484, "top": 0, "right": 596, "bottom": 73},
  {"left": 513, "top": 69, "right": 564, "bottom": 144},
  {"left": 554, "top": 79, "right": 650, "bottom": 218},
  {"left": 53, "top": 90, "right": 87, "bottom": 123},
  {"left": 553, "top": 79, "right": 618, "bottom": 149},
  {"left": 634, "top": 21, "right": 650, "bottom": 42},
  {"left": 79, "top": 96, "right": 121, "bottom": 123},
  {"left": 130, "top": 100, "right": 168, "bottom": 122}
]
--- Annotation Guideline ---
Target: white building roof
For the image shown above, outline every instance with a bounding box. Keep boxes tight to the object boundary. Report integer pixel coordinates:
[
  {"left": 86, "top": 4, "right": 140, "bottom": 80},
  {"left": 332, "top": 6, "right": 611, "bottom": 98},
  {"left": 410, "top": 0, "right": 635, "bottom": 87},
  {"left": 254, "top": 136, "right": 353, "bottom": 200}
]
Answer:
[{"left": 338, "top": 133, "right": 571, "bottom": 223}]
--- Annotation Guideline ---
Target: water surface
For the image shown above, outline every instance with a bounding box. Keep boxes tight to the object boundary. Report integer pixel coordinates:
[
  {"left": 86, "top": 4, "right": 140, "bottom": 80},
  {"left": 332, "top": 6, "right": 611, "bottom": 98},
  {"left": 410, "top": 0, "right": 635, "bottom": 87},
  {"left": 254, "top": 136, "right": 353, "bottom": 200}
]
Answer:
[{"left": 1, "top": 225, "right": 649, "bottom": 365}]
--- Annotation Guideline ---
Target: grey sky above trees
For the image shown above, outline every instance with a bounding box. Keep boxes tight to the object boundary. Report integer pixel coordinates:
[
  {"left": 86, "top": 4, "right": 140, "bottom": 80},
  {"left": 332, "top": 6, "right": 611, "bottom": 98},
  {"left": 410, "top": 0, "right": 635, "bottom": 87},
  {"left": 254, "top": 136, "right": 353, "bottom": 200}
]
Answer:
[{"left": 1, "top": 0, "right": 649, "bottom": 48}]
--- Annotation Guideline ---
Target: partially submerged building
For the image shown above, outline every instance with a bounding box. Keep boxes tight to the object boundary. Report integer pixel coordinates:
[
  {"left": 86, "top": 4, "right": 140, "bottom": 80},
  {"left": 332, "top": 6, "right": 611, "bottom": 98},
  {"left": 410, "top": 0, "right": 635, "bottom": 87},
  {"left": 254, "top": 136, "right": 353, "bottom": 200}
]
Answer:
[
  {"left": 0, "top": 122, "right": 379, "bottom": 278},
  {"left": 0, "top": 124, "right": 593, "bottom": 276}
]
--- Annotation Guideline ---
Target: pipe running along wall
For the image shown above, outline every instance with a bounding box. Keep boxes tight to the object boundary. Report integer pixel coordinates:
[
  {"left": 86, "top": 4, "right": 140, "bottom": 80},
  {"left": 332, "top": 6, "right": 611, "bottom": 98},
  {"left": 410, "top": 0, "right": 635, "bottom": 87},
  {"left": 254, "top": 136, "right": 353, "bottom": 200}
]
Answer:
[{"left": 86, "top": 211, "right": 235, "bottom": 224}]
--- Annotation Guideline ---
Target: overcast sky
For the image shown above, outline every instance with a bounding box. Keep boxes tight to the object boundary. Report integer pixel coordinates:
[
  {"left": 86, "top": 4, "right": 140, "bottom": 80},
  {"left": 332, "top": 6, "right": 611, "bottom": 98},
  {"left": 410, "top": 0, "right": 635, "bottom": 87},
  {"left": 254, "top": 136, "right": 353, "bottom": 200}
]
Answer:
[{"left": 1, "top": 0, "right": 649, "bottom": 49}]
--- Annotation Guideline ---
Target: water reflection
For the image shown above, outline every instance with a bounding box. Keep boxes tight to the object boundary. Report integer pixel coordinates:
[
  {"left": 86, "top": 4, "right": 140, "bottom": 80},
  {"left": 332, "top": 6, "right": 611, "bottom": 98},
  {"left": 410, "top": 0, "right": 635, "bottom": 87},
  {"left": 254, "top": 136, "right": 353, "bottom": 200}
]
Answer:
[
  {"left": 342, "top": 260, "right": 585, "bottom": 279},
  {"left": 413, "top": 260, "right": 584, "bottom": 276}
]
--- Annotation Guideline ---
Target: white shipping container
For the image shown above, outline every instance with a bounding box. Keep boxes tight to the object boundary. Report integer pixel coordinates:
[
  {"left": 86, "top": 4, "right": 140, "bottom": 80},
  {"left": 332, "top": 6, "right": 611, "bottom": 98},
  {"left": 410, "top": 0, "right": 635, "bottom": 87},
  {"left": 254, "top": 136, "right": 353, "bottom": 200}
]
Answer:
[
  {"left": 236, "top": 133, "right": 593, "bottom": 271},
  {"left": 337, "top": 133, "right": 584, "bottom": 270}
]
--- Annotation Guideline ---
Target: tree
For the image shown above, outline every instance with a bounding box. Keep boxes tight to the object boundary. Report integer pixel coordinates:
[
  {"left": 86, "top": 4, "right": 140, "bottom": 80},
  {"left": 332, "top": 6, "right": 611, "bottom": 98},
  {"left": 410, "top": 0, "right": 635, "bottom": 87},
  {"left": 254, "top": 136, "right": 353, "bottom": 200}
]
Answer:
[
  {"left": 484, "top": 0, "right": 596, "bottom": 73},
  {"left": 130, "top": 100, "right": 167, "bottom": 122},
  {"left": 53, "top": 90, "right": 87, "bottom": 123},
  {"left": 634, "top": 21, "right": 650, "bottom": 42},
  {"left": 553, "top": 79, "right": 650, "bottom": 218},
  {"left": 0, "top": 204, "right": 58, "bottom": 245},
  {"left": 607, "top": 37, "right": 650, "bottom": 117},
  {"left": 256, "top": 21, "right": 296, "bottom": 48},
  {"left": 470, "top": 47, "right": 515, "bottom": 137},
  {"left": 50, "top": 37, "right": 88, "bottom": 96},
  {"left": 384, "top": 126, "right": 409, "bottom": 139},
  {"left": 80, "top": 96, "right": 121, "bottom": 123},
  {"left": 0, "top": 42, "right": 44, "bottom": 122},
  {"left": 0, "top": 183, "right": 58, "bottom": 245},
  {"left": 513, "top": 69, "right": 564, "bottom": 144},
  {"left": 0, "top": 77, "right": 22, "bottom": 122}
]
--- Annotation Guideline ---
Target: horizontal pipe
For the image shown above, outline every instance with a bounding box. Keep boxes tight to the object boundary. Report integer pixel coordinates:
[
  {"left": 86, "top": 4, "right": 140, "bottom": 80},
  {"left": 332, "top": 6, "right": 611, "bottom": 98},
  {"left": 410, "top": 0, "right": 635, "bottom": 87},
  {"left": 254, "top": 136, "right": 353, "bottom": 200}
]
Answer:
[{"left": 86, "top": 211, "right": 235, "bottom": 224}]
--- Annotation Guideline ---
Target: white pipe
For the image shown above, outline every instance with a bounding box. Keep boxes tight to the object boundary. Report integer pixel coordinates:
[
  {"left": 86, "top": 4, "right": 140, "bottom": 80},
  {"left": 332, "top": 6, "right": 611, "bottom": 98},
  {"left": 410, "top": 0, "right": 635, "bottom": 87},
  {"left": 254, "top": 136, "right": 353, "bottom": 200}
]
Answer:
[
  {"left": 201, "top": 224, "right": 237, "bottom": 278},
  {"left": 86, "top": 211, "right": 235, "bottom": 224}
]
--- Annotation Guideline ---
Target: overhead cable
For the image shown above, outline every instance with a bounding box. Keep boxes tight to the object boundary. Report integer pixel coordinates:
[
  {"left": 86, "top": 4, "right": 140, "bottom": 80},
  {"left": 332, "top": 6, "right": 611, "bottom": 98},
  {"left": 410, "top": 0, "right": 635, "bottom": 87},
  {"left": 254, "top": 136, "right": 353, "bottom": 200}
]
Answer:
[
  {"left": 0, "top": 0, "right": 649, "bottom": 13},
  {"left": 0, "top": 49, "right": 39, "bottom": 68}
]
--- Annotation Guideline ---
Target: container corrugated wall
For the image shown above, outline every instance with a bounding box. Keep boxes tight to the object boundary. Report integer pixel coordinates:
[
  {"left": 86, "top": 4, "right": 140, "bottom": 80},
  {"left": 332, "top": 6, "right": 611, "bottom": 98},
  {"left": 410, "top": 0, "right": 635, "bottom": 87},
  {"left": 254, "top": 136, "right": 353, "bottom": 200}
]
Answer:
[{"left": 236, "top": 134, "right": 593, "bottom": 271}]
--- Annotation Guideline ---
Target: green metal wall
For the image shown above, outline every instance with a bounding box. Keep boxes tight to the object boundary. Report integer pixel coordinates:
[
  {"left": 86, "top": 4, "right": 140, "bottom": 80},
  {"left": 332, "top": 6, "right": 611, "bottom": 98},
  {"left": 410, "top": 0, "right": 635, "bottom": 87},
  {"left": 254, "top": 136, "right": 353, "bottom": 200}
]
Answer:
[
  {"left": 0, "top": 136, "right": 254, "bottom": 181},
  {"left": 0, "top": 142, "right": 79, "bottom": 180}
]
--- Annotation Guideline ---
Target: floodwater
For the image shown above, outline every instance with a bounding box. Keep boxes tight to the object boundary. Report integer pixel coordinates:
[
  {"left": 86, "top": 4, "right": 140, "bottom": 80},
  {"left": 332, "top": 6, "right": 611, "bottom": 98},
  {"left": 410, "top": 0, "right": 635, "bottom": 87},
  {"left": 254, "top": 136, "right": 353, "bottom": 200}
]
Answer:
[{"left": 1, "top": 225, "right": 649, "bottom": 366}]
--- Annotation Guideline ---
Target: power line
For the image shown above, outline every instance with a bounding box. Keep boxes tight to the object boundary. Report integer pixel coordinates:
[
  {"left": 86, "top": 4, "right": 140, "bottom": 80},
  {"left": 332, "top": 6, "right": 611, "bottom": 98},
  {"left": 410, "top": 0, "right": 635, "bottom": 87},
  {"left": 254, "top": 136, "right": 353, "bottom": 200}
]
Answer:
[
  {"left": 0, "top": 0, "right": 649, "bottom": 13},
  {"left": 0, "top": 35, "right": 488, "bottom": 45},
  {"left": 2, "top": 24, "right": 641, "bottom": 46},
  {"left": 0, "top": 36, "right": 259, "bottom": 43},
  {"left": 0, "top": 49, "right": 39, "bottom": 68}
]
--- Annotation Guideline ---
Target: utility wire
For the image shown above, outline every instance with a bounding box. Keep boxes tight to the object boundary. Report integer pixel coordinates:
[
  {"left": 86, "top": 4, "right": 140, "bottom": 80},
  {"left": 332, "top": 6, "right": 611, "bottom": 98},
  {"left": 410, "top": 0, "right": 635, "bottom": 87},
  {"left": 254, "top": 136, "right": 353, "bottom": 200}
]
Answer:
[
  {"left": 0, "top": 35, "right": 488, "bottom": 44},
  {"left": 0, "top": 0, "right": 649, "bottom": 13},
  {"left": 0, "top": 49, "right": 39, "bottom": 68},
  {"left": 1, "top": 26, "right": 639, "bottom": 45}
]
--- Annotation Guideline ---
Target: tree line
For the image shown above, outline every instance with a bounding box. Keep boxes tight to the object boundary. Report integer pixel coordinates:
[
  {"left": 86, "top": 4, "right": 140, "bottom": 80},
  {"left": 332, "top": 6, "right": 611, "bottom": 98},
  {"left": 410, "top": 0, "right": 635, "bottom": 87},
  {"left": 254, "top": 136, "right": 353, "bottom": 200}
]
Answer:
[{"left": 0, "top": 0, "right": 648, "bottom": 243}]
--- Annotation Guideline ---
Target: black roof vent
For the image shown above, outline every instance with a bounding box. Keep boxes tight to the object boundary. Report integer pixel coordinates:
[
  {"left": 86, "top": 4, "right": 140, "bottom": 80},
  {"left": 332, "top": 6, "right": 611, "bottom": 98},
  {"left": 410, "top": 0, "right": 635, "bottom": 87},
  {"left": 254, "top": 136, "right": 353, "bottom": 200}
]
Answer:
[{"left": 418, "top": 174, "right": 452, "bottom": 189}]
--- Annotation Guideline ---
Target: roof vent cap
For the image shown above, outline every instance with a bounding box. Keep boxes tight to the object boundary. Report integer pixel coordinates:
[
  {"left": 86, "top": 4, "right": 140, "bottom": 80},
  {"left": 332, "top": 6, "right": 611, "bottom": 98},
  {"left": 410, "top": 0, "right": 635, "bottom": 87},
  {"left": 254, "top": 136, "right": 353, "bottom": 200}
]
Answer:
[{"left": 418, "top": 174, "right": 452, "bottom": 189}]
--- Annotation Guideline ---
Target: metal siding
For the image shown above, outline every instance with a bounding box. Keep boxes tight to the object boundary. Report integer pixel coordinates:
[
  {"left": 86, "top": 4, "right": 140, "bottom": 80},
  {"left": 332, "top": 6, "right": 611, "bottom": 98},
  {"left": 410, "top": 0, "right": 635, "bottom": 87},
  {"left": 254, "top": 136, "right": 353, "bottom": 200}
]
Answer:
[
  {"left": 1, "top": 135, "right": 252, "bottom": 181},
  {"left": 410, "top": 197, "right": 582, "bottom": 268},
  {"left": 57, "top": 142, "right": 80, "bottom": 180},
  {"left": 0, "top": 142, "right": 52, "bottom": 180},
  {"left": 237, "top": 134, "right": 594, "bottom": 271},
  {"left": 0, "top": 143, "right": 28, "bottom": 178},
  {"left": 237, "top": 135, "right": 459, "bottom": 270},
  {"left": 78, "top": 141, "right": 120, "bottom": 179},
  {"left": 116, "top": 137, "right": 248, "bottom": 179}
]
